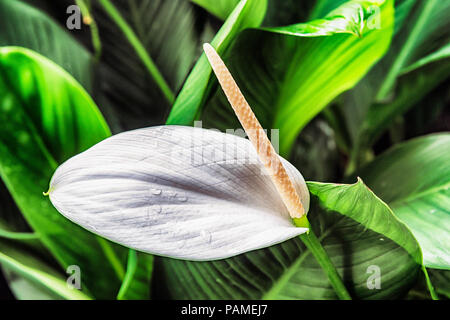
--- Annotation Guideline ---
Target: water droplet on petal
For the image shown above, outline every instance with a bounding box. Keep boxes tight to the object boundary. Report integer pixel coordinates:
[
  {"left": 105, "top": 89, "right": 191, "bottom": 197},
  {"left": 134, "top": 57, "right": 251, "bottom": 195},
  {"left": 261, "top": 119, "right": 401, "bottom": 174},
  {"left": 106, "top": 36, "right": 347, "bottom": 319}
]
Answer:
[
  {"left": 200, "top": 230, "right": 212, "bottom": 243},
  {"left": 176, "top": 194, "right": 187, "bottom": 202},
  {"left": 150, "top": 188, "right": 161, "bottom": 195}
]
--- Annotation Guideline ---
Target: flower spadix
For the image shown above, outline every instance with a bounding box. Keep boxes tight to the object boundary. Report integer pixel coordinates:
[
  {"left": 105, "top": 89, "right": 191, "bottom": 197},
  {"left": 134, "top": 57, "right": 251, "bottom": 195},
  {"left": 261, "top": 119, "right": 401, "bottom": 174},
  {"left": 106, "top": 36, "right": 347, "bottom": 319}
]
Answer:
[{"left": 47, "top": 45, "right": 310, "bottom": 261}]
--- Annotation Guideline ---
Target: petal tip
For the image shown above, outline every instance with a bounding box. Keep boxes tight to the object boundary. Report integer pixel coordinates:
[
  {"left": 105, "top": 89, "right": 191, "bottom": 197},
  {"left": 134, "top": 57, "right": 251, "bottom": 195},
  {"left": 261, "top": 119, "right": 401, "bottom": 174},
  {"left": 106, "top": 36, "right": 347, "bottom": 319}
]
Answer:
[{"left": 43, "top": 187, "right": 53, "bottom": 197}]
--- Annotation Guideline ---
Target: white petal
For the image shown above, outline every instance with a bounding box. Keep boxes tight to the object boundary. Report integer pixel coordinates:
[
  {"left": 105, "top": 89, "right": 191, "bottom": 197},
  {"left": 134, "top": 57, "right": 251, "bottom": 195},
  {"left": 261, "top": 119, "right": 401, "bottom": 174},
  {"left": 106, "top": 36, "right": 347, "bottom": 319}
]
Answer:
[{"left": 49, "top": 126, "right": 309, "bottom": 260}]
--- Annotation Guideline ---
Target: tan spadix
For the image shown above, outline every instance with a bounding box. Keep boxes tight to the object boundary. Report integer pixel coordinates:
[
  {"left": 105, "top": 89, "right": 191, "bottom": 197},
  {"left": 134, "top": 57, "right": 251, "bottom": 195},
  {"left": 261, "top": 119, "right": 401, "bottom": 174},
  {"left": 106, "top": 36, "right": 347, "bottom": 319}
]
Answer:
[{"left": 203, "top": 43, "right": 308, "bottom": 227}]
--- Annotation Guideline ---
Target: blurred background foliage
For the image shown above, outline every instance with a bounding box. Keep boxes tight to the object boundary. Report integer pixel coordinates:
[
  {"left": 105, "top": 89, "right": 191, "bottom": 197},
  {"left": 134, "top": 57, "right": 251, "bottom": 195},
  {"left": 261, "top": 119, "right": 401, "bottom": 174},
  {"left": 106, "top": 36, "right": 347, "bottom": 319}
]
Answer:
[{"left": 0, "top": 0, "right": 448, "bottom": 300}]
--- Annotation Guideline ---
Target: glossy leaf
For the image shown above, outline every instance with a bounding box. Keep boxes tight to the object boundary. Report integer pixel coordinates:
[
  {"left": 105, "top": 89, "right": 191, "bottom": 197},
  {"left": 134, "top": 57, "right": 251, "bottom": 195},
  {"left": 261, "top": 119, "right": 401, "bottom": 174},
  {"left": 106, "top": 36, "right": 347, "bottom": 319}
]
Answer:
[
  {"left": 307, "top": 179, "right": 422, "bottom": 264},
  {"left": 0, "top": 46, "right": 128, "bottom": 298},
  {"left": 359, "top": 134, "right": 450, "bottom": 269},
  {"left": 154, "top": 179, "right": 420, "bottom": 299}
]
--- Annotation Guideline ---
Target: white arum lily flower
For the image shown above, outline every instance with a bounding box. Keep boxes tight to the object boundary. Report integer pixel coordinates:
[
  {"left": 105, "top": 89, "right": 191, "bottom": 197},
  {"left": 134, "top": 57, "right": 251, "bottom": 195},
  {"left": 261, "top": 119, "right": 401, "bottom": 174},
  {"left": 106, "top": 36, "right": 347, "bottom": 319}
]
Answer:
[{"left": 48, "top": 44, "right": 310, "bottom": 261}]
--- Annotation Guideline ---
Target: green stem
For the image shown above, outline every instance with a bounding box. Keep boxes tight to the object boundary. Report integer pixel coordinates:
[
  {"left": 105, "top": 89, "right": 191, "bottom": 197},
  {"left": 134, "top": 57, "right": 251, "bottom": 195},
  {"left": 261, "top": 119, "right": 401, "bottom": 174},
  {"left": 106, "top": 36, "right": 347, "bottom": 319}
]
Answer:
[
  {"left": 96, "top": 237, "right": 125, "bottom": 281},
  {"left": 0, "top": 229, "right": 39, "bottom": 240},
  {"left": 422, "top": 265, "right": 439, "bottom": 300},
  {"left": 297, "top": 226, "right": 352, "bottom": 300},
  {"left": 98, "top": 0, "right": 175, "bottom": 104},
  {"left": 76, "top": 0, "right": 102, "bottom": 60},
  {"left": 116, "top": 249, "right": 138, "bottom": 300}
]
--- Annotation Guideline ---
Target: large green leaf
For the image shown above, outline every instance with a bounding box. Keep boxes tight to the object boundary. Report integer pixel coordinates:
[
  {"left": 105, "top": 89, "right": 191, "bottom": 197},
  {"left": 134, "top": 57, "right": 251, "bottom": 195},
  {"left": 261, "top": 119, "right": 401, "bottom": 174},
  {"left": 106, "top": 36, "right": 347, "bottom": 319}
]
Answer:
[
  {"left": 0, "top": 240, "right": 91, "bottom": 300},
  {"left": 153, "top": 179, "right": 420, "bottom": 299},
  {"left": 307, "top": 180, "right": 421, "bottom": 264},
  {"left": 166, "top": 0, "right": 268, "bottom": 125},
  {"left": 202, "top": 0, "right": 394, "bottom": 156},
  {"left": 0, "top": 46, "right": 129, "bottom": 299},
  {"left": 10, "top": 0, "right": 202, "bottom": 132},
  {"left": 359, "top": 134, "right": 450, "bottom": 270}
]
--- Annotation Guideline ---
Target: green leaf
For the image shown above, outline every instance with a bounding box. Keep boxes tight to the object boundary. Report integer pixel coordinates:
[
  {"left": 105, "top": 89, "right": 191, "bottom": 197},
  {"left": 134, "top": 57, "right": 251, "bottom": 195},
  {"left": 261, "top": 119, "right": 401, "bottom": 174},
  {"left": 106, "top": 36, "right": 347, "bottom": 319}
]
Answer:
[
  {"left": 0, "top": 240, "right": 91, "bottom": 300},
  {"left": 166, "top": 0, "right": 268, "bottom": 125},
  {"left": 358, "top": 134, "right": 450, "bottom": 270},
  {"left": 153, "top": 179, "right": 420, "bottom": 299},
  {"left": 307, "top": 179, "right": 422, "bottom": 265},
  {"left": 191, "top": 0, "right": 240, "bottom": 20},
  {"left": 0, "top": 0, "right": 198, "bottom": 132},
  {"left": 117, "top": 250, "right": 153, "bottom": 300},
  {"left": 202, "top": 0, "right": 394, "bottom": 156},
  {"left": 0, "top": 0, "right": 93, "bottom": 90},
  {"left": 401, "top": 43, "right": 450, "bottom": 74},
  {"left": 0, "top": 46, "right": 129, "bottom": 299},
  {"left": 263, "top": 0, "right": 384, "bottom": 37}
]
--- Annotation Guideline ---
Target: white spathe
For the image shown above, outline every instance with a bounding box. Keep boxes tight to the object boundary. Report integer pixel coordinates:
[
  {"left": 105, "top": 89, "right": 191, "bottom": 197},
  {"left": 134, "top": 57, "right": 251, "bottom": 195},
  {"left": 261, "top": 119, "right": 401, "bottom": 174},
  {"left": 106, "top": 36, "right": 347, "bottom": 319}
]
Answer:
[{"left": 49, "top": 126, "right": 309, "bottom": 260}]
